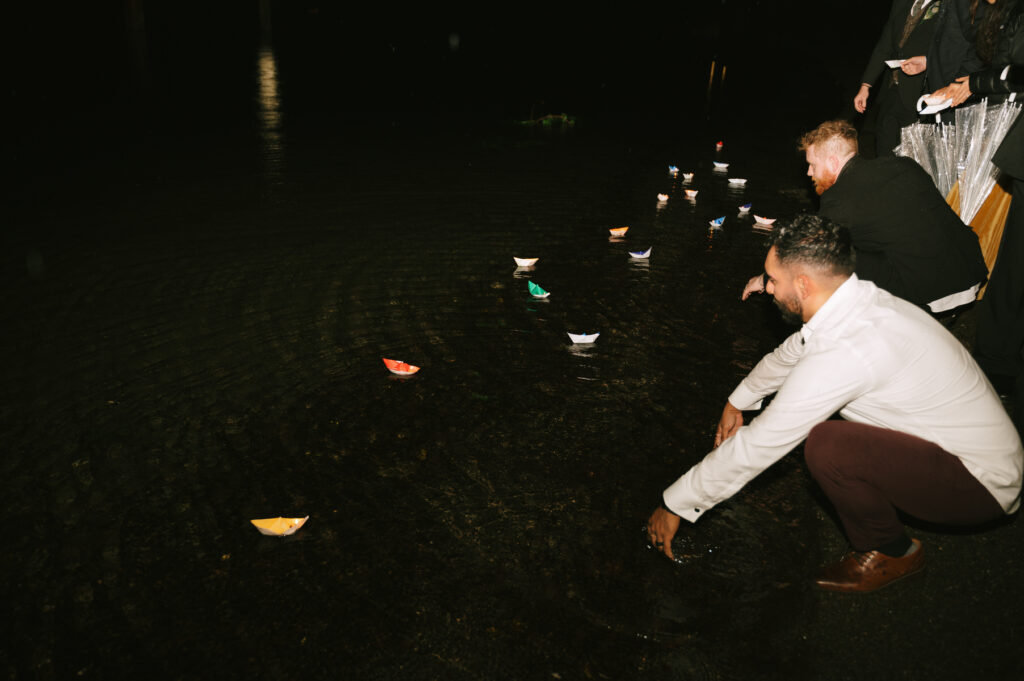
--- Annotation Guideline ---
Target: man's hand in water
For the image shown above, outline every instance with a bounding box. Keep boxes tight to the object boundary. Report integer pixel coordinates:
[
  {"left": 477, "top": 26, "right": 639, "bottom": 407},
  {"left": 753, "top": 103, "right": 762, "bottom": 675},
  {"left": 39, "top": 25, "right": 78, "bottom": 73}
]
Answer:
[
  {"left": 741, "top": 273, "right": 766, "bottom": 300},
  {"left": 647, "top": 506, "right": 680, "bottom": 560}
]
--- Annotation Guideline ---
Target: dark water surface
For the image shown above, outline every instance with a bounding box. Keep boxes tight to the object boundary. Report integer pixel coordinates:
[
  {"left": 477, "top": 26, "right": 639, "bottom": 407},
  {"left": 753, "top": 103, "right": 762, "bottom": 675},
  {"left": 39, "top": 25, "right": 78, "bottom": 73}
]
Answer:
[
  {"left": 6, "top": 13, "right": 1024, "bottom": 679},
  {"left": 6, "top": 114, "right": 825, "bottom": 678}
]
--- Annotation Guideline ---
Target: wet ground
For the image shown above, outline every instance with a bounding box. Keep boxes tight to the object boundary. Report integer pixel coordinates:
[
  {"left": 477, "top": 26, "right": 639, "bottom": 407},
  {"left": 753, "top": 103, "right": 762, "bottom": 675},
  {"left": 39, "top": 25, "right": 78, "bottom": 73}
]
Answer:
[
  {"left": 4, "top": 7, "right": 1024, "bottom": 679},
  {"left": 6, "top": 116, "right": 1023, "bottom": 680}
]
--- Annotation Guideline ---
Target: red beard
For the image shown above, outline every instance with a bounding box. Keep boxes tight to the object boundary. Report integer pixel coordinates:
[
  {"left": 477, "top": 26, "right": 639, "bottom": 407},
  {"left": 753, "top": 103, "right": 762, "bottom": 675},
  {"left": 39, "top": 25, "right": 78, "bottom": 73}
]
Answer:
[{"left": 812, "top": 175, "right": 835, "bottom": 195}]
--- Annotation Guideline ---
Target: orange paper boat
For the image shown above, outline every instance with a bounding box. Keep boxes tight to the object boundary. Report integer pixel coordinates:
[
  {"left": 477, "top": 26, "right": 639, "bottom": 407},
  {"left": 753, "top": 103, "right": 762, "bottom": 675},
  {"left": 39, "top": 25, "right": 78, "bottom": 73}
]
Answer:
[
  {"left": 251, "top": 516, "right": 309, "bottom": 536},
  {"left": 383, "top": 358, "right": 420, "bottom": 376},
  {"left": 609, "top": 226, "right": 629, "bottom": 236}
]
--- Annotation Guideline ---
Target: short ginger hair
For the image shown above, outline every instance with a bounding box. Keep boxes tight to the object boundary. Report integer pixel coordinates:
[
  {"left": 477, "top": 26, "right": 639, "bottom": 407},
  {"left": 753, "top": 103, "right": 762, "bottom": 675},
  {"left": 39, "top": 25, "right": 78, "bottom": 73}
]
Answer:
[{"left": 799, "top": 120, "right": 858, "bottom": 157}]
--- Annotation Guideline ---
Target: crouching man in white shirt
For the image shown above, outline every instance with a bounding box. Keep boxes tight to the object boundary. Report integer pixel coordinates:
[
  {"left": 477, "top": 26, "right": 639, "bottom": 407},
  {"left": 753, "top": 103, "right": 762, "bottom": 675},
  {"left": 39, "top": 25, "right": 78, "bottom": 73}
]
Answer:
[{"left": 647, "top": 213, "right": 1023, "bottom": 592}]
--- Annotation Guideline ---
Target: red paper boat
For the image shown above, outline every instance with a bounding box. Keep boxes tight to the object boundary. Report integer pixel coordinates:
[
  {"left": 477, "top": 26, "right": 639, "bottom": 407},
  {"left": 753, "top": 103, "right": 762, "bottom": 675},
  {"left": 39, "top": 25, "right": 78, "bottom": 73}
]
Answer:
[{"left": 382, "top": 358, "right": 420, "bottom": 376}]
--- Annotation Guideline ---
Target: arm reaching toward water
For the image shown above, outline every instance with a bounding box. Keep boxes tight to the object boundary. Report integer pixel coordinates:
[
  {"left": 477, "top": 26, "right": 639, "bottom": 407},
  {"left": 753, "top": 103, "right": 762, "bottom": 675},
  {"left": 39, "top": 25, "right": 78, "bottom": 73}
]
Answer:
[{"left": 741, "top": 273, "right": 766, "bottom": 300}]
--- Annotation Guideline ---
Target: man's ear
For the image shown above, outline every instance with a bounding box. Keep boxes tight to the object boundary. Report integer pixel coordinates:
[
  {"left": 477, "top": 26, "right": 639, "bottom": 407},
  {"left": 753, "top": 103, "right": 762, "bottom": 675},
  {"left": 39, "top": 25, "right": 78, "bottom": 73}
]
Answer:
[
  {"left": 826, "top": 155, "right": 843, "bottom": 176},
  {"left": 795, "top": 273, "right": 811, "bottom": 299}
]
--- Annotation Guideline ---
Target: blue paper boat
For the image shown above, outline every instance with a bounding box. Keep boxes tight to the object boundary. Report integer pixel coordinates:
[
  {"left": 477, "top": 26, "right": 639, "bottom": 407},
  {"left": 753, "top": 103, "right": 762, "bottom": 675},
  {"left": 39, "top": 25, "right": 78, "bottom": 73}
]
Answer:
[
  {"left": 668, "top": 165, "right": 679, "bottom": 174},
  {"left": 709, "top": 216, "right": 725, "bottom": 228},
  {"left": 739, "top": 203, "right": 752, "bottom": 212},
  {"left": 629, "top": 247, "right": 652, "bottom": 259}
]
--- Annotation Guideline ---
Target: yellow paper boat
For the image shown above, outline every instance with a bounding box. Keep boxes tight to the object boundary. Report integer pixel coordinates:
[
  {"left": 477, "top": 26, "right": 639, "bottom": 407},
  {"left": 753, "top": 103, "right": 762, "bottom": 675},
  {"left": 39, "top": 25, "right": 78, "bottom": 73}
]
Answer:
[
  {"left": 609, "top": 226, "right": 629, "bottom": 236},
  {"left": 657, "top": 193, "right": 669, "bottom": 202},
  {"left": 251, "top": 516, "right": 309, "bottom": 536},
  {"left": 685, "top": 189, "right": 698, "bottom": 198}
]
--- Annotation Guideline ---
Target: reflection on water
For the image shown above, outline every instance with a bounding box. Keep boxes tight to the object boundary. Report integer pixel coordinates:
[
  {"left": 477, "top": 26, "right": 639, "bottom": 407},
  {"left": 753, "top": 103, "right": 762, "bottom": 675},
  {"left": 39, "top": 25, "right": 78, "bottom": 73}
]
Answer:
[{"left": 256, "top": 47, "right": 284, "bottom": 182}]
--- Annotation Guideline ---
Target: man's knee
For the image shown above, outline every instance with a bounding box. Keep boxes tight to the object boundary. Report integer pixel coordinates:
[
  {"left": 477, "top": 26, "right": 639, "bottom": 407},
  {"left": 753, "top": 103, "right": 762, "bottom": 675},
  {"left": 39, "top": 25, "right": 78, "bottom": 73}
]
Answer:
[{"left": 804, "top": 421, "right": 848, "bottom": 477}]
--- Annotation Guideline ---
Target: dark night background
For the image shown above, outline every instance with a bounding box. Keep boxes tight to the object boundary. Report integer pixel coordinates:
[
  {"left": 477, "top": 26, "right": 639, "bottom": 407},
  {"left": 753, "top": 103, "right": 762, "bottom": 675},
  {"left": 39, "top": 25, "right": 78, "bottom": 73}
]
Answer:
[
  {"left": 9, "top": 2, "right": 1024, "bottom": 681},
  {"left": 6, "top": 0, "right": 892, "bottom": 154}
]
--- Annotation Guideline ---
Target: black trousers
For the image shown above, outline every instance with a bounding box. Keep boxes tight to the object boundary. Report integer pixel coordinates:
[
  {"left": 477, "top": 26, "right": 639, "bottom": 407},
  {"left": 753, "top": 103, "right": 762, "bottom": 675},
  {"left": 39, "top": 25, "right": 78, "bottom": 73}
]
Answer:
[{"left": 975, "top": 177, "right": 1024, "bottom": 379}]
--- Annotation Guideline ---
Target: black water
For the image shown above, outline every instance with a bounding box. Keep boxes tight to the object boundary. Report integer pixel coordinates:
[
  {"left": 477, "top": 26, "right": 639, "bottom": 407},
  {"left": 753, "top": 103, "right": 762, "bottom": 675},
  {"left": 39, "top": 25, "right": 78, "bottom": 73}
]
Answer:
[{"left": 6, "top": 4, "right": 1024, "bottom": 680}]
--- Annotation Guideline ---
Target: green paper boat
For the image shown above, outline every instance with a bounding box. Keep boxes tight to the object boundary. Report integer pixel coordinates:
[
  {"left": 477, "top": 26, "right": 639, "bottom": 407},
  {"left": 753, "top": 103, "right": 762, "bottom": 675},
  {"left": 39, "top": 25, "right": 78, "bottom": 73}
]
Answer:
[{"left": 528, "top": 280, "right": 551, "bottom": 299}]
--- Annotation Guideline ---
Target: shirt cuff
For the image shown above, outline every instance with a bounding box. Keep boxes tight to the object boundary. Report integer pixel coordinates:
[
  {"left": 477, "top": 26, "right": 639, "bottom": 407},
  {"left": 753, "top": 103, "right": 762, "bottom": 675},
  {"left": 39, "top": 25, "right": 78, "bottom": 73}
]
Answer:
[{"left": 662, "top": 483, "right": 706, "bottom": 523}]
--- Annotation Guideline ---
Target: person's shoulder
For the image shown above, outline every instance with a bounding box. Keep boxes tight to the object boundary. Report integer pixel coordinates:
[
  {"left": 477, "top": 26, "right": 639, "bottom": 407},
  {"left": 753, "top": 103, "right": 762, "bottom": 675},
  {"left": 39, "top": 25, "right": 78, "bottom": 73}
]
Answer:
[{"left": 869, "top": 154, "right": 931, "bottom": 181}]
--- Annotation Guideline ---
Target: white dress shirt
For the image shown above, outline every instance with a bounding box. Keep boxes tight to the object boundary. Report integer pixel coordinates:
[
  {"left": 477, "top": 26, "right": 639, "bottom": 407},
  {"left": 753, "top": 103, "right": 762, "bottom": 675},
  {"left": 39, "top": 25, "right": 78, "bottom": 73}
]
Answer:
[{"left": 664, "top": 275, "right": 1023, "bottom": 523}]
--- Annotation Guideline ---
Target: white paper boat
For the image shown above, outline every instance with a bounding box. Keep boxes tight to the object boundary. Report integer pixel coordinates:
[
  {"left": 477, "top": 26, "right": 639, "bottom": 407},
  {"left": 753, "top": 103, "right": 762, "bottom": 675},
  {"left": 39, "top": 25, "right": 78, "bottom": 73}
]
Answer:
[
  {"left": 684, "top": 189, "right": 698, "bottom": 198},
  {"left": 668, "top": 165, "right": 679, "bottom": 174},
  {"left": 713, "top": 162, "right": 729, "bottom": 170},
  {"left": 657, "top": 193, "right": 669, "bottom": 202},
  {"left": 709, "top": 216, "right": 725, "bottom": 228},
  {"left": 682, "top": 172, "right": 694, "bottom": 181},
  {"left": 916, "top": 94, "right": 952, "bottom": 115},
  {"left": 251, "top": 516, "right": 309, "bottom": 536},
  {"left": 728, "top": 178, "right": 747, "bottom": 185},
  {"left": 568, "top": 332, "right": 600, "bottom": 344},
  {"left": 753, "top": 215, "right": 776, "bottom": 225},
  {"left": 513, "top": 256, "right": 538, "bottom": 267},
  {"left": 629, "top": 247, "right": 652, "bottom": 259},
  {"left": 739, "top": 203, "right": 752, "bottom": 213},
  {"left": 885, "top": 59, "right": 906, "bottom": 69}
]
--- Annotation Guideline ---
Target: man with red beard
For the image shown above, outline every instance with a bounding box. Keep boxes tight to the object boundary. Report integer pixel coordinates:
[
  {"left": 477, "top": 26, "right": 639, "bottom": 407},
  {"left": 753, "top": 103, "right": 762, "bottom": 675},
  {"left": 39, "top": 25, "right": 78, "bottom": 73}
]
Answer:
[{"left": 742, "top": 120, "right": 987, "bottom": 313}]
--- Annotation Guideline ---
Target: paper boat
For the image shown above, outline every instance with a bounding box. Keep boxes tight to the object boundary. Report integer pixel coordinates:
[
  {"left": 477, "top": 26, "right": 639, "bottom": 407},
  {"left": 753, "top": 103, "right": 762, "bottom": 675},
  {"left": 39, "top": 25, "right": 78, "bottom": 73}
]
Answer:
[
  {"left": 728, "top": 178, "right": 747, "bottom": 185},
  {"left": 609, "top": 226, "right": 629, "bottom": 236},
  {"left": 382, "top": 358, "right": 420, "bottom": 376},
  {"left": 568, "top": 332, "right": 600, "bottom": 344},
  {"left": 917, "top": 94, "right": 952, "bottom": 115},
  {"left": 668, "top": 165, "right": 679, "bottom": 174},
  {"left": 716, "top": 141, "right": 723, "bottom": 149},
  {"left": 684, "top": 189, "right": 698, "bottom": 198},
  {"left": 251, "top": 516, "right": 309, "bottom": 536},
  {"left": 528, "top": 280, "right": 550, "bottom": 299},
  {"left": 709, "top": 216, "right": 725, "bottom": 228},
  {"left": 885, "top": 59, "right": 906, "bottom": 68},
  {"left": 682, "top": 172, "right": 694, "bottom": 181},
  {"left": 739, "top": 203, "right": 752, "bottom": 213},
  {"left": 657, "top": 193, "right": 669, "bottom": 202},
  {"left": 753, "top": 215, "right": 776, "bottom": 225},
  {"left": 713, "top": 162, "right": 729, "bottom": 170},
  {"left": 513, "top": 256, "right": 538, "bottom": 267},
  {"left": 629, "top": 247, "right": 652, "bottom": 259}
]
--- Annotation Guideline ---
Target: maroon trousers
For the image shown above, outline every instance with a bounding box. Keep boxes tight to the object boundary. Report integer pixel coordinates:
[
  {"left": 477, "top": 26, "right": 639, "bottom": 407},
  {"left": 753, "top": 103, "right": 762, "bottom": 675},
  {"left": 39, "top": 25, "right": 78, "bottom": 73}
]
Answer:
[{"left": 805, "top": 421, "right": 1003, "bottom": 551}]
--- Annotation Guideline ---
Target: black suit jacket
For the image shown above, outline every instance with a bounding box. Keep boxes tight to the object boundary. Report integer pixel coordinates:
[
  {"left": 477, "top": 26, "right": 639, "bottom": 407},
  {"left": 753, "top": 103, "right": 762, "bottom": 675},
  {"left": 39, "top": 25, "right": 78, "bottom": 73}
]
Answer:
[
  {"left": 820, "top": 155, "right": 988, "bottom": 307},
  {"left": 862, "top": 1, "right": 981, "bottom": 91}
]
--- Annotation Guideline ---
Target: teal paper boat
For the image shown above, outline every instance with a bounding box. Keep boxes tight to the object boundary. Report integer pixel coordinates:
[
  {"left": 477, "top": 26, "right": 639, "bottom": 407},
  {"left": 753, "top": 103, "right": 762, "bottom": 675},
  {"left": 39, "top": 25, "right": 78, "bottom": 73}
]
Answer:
[{"left": 528, "top": 280, "right": 551, "bottom": 299}]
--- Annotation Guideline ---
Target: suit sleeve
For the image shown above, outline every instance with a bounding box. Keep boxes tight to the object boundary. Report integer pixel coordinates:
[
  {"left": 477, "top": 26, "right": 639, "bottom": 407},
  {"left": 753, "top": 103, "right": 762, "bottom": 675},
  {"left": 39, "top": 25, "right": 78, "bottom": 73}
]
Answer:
[{"left": 861, "top": 1, "right": 903, "bottom": 86}]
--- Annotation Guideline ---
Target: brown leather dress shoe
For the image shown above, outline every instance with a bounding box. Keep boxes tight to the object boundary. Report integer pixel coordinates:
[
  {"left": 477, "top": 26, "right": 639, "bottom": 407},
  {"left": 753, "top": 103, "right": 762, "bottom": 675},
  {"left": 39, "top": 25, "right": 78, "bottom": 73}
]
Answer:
[{"left": 815, "top": 539, "right": 925, "bottom": 592}]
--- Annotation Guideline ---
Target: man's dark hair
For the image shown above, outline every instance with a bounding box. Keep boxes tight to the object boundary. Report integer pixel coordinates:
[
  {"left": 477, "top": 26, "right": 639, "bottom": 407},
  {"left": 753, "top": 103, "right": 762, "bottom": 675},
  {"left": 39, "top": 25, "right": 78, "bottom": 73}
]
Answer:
[{"left": 770, "top": 213, "right": 855, "bottom": 277}]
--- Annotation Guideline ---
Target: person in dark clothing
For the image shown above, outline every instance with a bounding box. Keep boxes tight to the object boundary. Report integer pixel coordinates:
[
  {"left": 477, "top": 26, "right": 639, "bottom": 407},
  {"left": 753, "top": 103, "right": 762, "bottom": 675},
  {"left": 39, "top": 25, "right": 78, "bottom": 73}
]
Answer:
[
  {"left": 856, "top": 0, "right": 984, "bottom": 156},
  {"left": 743, "top": 120, "right": 988, "bottom": 313},
  {"left": 931, "top": 1, "right": 1024, "bottom": 420}
]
